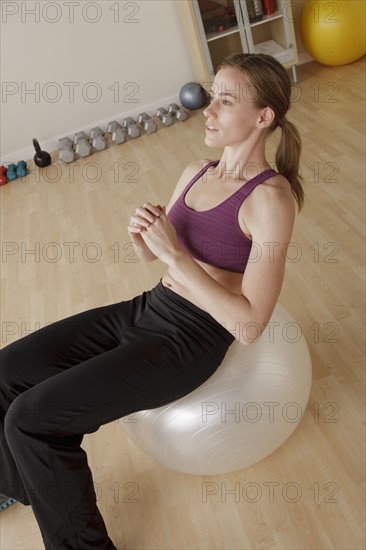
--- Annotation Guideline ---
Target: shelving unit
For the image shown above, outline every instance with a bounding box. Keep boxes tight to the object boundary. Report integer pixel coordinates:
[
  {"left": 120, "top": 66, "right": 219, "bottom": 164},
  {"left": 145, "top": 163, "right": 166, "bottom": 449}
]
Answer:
[
  {"left": 240, "top": 0, "right": 298, "bottom": 79},
  {"left": 176, "top": 0, "right": 298, "bottom": 85}
]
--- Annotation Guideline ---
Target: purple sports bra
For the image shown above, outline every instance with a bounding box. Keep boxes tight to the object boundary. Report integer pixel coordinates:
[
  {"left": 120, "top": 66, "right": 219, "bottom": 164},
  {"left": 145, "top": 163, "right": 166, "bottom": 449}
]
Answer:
[{"left": 167, "top": 160, "right": 278, "bottom": 273}]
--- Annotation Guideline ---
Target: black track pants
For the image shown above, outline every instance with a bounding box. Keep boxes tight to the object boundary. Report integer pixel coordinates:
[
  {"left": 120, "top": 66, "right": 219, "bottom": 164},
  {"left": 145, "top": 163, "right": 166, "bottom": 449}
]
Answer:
[{"left": 0, "top": 280, "right": 234, "bottom": 549}]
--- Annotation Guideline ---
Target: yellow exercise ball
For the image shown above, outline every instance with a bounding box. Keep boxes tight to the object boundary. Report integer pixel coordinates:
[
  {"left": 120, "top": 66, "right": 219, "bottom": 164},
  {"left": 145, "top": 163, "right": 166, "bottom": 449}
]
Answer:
[{"left": 300, "top": 0, "right": 366, "bottom": 66}]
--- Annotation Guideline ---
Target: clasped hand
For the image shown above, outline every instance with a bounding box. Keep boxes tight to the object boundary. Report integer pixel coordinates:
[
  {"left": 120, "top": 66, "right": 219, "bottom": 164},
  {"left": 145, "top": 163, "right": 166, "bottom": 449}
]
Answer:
[{"left": 128, "top": 202, "right": 183, "bottom": 265}]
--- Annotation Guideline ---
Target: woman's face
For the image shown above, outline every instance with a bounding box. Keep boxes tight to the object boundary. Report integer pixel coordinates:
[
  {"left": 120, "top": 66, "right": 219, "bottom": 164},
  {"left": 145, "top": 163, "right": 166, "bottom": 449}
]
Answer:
[{"left": 203, "top": 67, "right": 266, "bottom": 147}]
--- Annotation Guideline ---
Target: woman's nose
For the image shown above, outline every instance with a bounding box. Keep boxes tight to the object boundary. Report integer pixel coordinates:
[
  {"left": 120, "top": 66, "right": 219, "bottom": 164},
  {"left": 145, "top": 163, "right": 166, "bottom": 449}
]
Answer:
[{"left": 203, "top": 102, "right": 214, "bottom": 118}]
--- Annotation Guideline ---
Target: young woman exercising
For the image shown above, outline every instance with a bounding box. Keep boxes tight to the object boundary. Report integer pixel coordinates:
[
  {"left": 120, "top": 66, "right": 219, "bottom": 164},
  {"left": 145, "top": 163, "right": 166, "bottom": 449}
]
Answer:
[{"left": 0, "top": 53, "right": 304, "bottom": 549}]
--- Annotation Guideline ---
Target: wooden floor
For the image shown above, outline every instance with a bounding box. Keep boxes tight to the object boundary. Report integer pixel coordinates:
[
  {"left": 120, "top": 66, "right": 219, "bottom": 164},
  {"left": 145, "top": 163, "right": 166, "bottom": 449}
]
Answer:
[{"left": 1, "top": 57, "right": 364, "bottom": 549}]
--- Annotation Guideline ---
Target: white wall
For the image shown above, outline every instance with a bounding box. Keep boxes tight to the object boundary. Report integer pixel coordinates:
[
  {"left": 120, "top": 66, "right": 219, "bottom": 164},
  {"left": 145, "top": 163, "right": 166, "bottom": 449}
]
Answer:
[{"left": 0, "top": 0, "right": 195, "bottom": 163}]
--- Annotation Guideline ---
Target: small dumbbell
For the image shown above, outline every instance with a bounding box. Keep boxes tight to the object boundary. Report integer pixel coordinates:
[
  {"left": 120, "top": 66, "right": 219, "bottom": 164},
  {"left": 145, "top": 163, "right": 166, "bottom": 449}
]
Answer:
[
  {"left": 168, "top": 103, "right": 188, "bottom": 121},
  {"left": 6, "top": 164, "right": 17, "bottom": 181},
  {"left": 59, "top": 145, "right": 75, "bottom": 164},
  {"left": 74, "top": 131, "right": 89, "bottom": 145},
  {"left": 123, "top": 117, "right": 141, "bottom": 139},
  {"left": 107, "top": 121, "right": 127, "bottom": 145},
  {"left": 156, "top": 107, "right": 173, "bottom": 126},
  {"left": 90, "top": 127, "right": 107, "bottom": 151},
  {"left": 74, "top": 132, "right": 93, "bottom": 157},
  {"left": 137, "top": 112, "right": 157, "bottom": 134},
  {"left": 58, "top": 137, "right": 75, "bottom": 164},
  {"left": 90, "top": 127, "right": 103, "bottom": 139},
  {"left": 0, "top": 165, "right": 8, "bottom": 186},
  {"left": 58, "top": 137, "right": 73, "bottom": 149},
  {"left": 75, "top": 138, "right": 93, "bottom": 158}
]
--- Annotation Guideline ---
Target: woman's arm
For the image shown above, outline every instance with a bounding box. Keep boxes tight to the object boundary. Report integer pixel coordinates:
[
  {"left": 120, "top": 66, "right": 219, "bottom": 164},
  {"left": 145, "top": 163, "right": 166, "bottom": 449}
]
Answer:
[
  {"left": 127, "top": 160, "right": 205, "bottom": 264},
  {"left": 167, "top": 184, "right": 296, "bottom": 345}
]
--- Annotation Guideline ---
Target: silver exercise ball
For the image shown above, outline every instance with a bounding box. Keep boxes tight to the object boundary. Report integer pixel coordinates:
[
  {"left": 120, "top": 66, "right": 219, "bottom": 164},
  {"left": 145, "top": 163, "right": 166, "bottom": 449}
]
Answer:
[
  {"left": 122, "top": 303, "right": 312, "bottom": 475},
  {"left": 179, "top": 82, "right": 208, "bottom": 110}
]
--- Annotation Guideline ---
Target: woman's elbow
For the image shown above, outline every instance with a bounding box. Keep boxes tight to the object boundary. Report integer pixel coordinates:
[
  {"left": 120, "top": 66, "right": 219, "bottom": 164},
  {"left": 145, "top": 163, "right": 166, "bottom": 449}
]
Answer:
[
  {"left": 238, "top": 337, "right": 252, "bottom": 347},
  {"left": 238, "top": 316, "right": 267, "bottom": 346}
]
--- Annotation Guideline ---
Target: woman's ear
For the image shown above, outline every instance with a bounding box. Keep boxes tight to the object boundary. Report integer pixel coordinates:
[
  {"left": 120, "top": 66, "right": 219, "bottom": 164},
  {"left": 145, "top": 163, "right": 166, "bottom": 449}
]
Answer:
[{"left": 257, "top": 107, "right": 275, "bottom": 128}]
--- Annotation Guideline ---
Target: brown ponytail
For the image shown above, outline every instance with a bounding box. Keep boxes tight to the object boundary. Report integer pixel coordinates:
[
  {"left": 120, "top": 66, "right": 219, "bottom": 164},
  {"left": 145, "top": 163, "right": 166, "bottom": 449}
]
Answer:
[
  {"left": 217, "top": 53, "right": 305, "bottom": 212},
  {"left": 276, "top": 118, "right": 304, "bottom": 212}
]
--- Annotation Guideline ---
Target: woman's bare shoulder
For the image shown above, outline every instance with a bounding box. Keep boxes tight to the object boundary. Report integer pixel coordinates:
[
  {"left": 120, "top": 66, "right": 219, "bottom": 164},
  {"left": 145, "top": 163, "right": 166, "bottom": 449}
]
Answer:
[
  {"left": 249, "top": 173, "right": 295, "bottom": 225},
  {"left": 250, "top": 172, "right": 294, "bottom": 204},
  {"left": 240, "top": 172, "right": 295, "bottom": 235}
]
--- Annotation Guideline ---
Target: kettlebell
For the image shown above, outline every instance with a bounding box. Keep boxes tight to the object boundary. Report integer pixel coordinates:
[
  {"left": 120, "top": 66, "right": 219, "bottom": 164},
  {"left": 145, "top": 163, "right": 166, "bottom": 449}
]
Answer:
[{"left": 33, "top": 138, "right": 51, "bottom": 168}]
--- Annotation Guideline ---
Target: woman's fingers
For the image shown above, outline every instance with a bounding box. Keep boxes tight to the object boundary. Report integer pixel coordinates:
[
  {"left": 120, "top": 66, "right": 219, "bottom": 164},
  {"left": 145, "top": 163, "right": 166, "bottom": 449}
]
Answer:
[
  {"left": 144, "top": 202, "right": 163, "bottom": 217},
  {"left": 131, "top": 203, "right": 164, "bottom": 225},
  {"left": 130, "top": 214, "right": 151, "bottom": 228},
  {"left": 128, "top": 203, "right": 165, "bottom": 233},
  {"left": 135, "top": 203, "right": 162, "bottom": 221},
  {"left": 128, "top": 225, "right": 143, "bottom": 234},
  {"left": 134, "top": 208, "right": 153, "bottom": 223}
]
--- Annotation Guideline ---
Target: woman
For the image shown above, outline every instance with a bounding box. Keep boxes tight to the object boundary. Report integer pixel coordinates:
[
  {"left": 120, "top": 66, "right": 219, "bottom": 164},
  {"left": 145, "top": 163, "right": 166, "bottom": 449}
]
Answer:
[{"left": 0, "top": 53, "right": 304, "bottom": 549}]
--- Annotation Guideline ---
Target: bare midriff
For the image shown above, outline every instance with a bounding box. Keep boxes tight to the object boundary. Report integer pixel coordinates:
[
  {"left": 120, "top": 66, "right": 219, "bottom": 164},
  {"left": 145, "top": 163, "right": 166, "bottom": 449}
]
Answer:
[{"left": 161, "top": 261, "right": 243, "bottom": 311}]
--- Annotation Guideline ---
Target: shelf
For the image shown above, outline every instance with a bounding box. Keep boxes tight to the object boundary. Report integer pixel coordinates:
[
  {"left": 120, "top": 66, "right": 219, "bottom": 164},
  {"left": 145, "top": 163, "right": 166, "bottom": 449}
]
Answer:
[
  {"left": 205, "top": 9, "right": 284, "bottom": 42},
  {"left": 249, "top": 9, "right": 283, "bottom": 28},
  {"left": 206, "top": 25, "right": 239, "bottom": 43},
  {"left": 253, "top": 39, "right": 292, "bottom": 62}
]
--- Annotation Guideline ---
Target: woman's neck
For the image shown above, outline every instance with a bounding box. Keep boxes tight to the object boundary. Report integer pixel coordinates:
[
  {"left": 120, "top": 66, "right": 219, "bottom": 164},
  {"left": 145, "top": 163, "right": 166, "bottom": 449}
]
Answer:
[{"left": 213, "top": 137, "right": 271, "bottom": 183}]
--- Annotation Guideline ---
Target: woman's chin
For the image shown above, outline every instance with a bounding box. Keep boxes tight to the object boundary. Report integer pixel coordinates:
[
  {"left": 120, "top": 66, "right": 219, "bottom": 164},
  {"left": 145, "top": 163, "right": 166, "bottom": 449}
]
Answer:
[{"left": 204, "top": 134, "right": 220, "bottom": 147}]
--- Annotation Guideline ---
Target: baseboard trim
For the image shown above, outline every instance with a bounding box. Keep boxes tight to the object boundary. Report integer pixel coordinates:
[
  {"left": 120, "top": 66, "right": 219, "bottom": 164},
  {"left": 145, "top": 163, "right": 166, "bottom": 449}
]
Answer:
[{"left": 1, "top": 95, "right": 183, "bottom": 165}]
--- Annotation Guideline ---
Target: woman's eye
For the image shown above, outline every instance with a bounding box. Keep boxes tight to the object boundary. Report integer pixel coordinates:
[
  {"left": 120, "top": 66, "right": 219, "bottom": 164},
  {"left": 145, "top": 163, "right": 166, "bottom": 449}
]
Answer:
[{"left": 208, "top": 96, "right": 231, "bottom": 106}]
